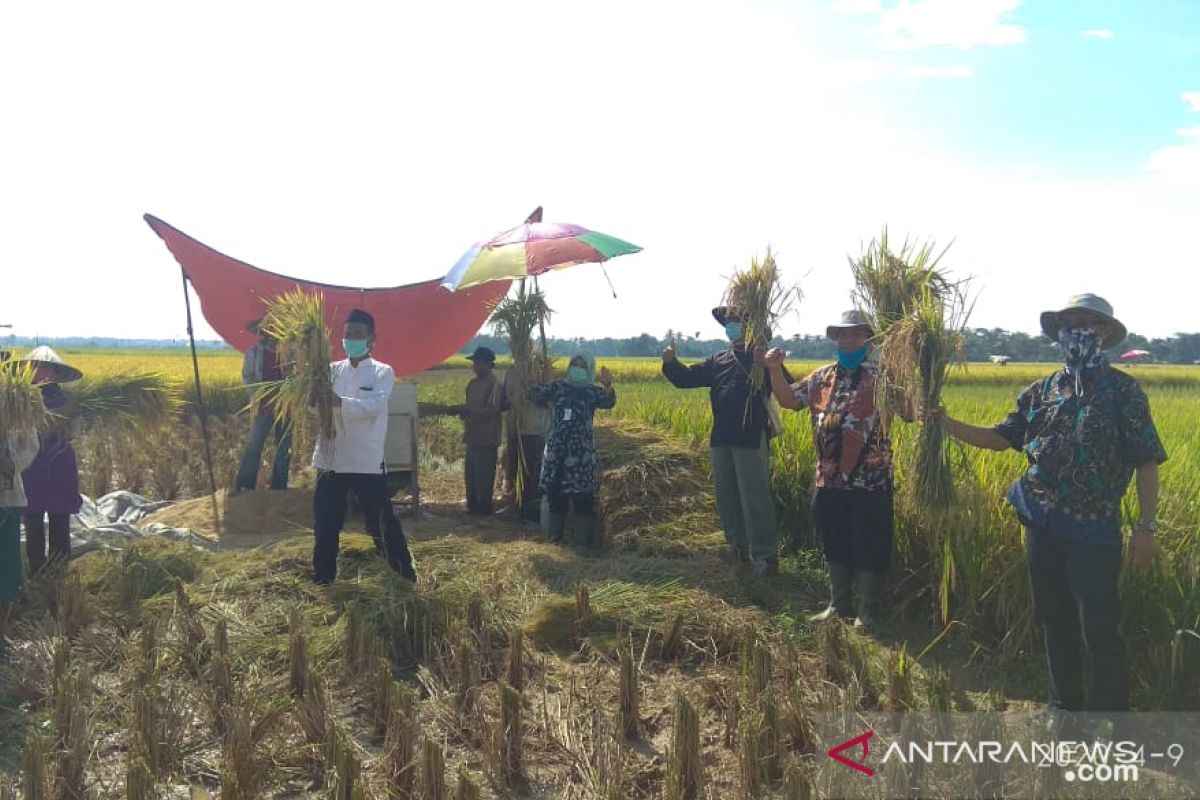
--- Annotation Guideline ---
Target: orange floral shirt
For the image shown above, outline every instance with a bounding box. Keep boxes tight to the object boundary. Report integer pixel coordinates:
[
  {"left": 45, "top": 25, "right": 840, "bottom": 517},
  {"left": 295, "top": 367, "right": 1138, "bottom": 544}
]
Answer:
[{"left": 791, "top": 363, "right": 893, "bottom": 491}]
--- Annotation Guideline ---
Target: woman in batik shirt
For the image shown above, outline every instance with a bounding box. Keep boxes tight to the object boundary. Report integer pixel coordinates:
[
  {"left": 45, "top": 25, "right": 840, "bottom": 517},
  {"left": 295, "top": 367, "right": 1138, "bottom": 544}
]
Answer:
[
  {"left": 528, "top": 353, "right": 616, "bottom": 548},
  {"left": 765, "top": 310, "right": 902, "bottom": 630}
]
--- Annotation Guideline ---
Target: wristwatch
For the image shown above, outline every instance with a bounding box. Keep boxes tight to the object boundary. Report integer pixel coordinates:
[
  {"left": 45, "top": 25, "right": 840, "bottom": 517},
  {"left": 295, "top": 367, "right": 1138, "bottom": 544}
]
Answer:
[{"left": 1135, "top": 518, "right": 1158, "bottom": 534}]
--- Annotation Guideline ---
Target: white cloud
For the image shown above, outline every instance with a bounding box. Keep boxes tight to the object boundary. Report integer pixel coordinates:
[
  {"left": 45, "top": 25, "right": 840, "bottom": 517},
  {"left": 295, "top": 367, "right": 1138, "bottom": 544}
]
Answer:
[
  {"left": 1080, "top": 29, "right": 1114, "bottom": 40},
  {"left": 1146, "top": 127, "right": 1200, "bottom": 188},
  {"left": 833, "top": 0, "right": 882, "bottom": 14},
  {"left": 1182, "top": 92, "right": 1200, "bottom": 112},
  {"left": 902, "top": 64, "right": 975, "bottom": 79},
  {"left": 875, "top": 0, "right": 1028, "bottom": 50}
]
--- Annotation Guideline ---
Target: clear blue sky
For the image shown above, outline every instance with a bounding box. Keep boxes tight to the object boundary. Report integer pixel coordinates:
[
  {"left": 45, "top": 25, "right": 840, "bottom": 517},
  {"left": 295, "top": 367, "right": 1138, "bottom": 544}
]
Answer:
[{"left": 2, "top": 0, "right": 1197, "bottom": 342}]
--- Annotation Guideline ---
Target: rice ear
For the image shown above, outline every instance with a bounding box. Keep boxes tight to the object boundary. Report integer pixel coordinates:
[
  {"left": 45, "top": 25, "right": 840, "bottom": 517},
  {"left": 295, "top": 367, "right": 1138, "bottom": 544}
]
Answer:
[
  {"left": 852, "top": 231, "right": 972, "bottom": 509},
  {"left": 252, "top": 290, "right": 335, "bottom": 442},
  {"left": 0, "top": 360, "right": 49, "bottom": 437},
  {"left": 719, "top": 247, "right": 801, "bottom": 398}
]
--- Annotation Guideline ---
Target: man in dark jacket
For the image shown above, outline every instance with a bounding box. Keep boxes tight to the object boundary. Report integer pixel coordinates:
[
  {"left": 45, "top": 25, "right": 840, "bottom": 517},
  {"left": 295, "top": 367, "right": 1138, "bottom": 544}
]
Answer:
[{"left": 662, "top": 306, "right": 784, "bottom": 577}]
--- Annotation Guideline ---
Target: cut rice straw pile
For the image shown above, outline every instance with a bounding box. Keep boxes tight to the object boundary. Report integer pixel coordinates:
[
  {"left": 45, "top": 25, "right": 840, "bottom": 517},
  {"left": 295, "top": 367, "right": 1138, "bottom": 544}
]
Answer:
[
  {"left": 850, "top": 228, "right": 970, "bottom": 510},
  {"left": 66, "top": 372, "right": 180, "bottom": 435},
  {"left": 254, "top": 289, "right": 335, "bottom": 442}
]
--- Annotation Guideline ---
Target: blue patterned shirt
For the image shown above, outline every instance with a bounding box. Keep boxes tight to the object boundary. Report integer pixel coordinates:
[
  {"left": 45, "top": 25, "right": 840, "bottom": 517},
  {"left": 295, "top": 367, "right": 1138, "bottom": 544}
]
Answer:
[{"left": 994, "top": 366, "right": 1167, "bottom": 539}]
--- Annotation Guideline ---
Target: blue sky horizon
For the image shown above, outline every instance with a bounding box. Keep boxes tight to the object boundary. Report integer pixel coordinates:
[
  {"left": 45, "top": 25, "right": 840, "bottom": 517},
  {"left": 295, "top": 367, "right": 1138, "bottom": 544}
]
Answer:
[{"left": 2, "top": 0, "right": 1198, "bottom": 343}]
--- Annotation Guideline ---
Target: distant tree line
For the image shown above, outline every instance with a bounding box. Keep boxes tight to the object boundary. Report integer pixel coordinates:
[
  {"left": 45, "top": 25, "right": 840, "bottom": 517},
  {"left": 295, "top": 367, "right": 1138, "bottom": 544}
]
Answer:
[
  {"left": 1, "top": 335, "right": 227, "bottom": 350},
  {"left": 466, "top": 329, "right": 1200, "bottom": 364},
  {"left": 6, "top": 328, "right": 1199, "bottom": 364}
]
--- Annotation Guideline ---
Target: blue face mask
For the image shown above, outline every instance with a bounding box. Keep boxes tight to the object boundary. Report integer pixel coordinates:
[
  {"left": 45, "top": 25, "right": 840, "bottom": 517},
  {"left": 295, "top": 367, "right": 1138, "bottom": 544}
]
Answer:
[
  {"left": 837, "top": 345, "right": 869, "bottom": 370},
  {"left": 343, "top": 338, "right": 370, "bottom": 359},
  {"left": 725, "top": 321, "right": 744, "bottom": 342},
  {"left": 567, "top": 365, "right": 590, "bottom": 385}
]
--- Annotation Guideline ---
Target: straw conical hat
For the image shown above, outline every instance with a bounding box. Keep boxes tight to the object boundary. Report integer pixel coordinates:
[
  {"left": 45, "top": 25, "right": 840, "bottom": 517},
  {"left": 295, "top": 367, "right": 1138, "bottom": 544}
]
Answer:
[{"left": 18, "top": 346, "right": 83, "bottom": 383}]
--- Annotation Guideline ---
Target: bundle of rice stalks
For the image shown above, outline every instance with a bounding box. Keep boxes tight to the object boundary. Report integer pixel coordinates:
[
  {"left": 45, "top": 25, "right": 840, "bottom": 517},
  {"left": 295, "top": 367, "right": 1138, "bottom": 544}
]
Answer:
[
  {"left": 850, "top": 229, "right": 952, "bottom": 335},
  {"left": 720, "top": 247, "right": 800, "bottom": 390},
  {"left": 851, "top": 229, "right": 969, "bottom": 510},
  {"left": 22, "top": 729, "right": 52, "bottom": 800},
  {"left": 254, "top": 289, "right": 334, "bottom": 442},
  {"left": 420, "top": 738, "right": 447, "bottom": 800},
  {"left": 490, "top": 285, "right": 553, "bottom": 504},
  {"left": 498, "top": 681, "right": 524, "bottom": 782},
  {"left": 877, "top": 285, "right": 969, "bottom": 510},
  {"left": 66, "top": 372, "right": 180, "bottom": 435},
  {"left": 0, "top": 360, "right": 48, "bottom": 439},
  {"left": 665, "top": 691, "right": 702, "bottom": 800}
]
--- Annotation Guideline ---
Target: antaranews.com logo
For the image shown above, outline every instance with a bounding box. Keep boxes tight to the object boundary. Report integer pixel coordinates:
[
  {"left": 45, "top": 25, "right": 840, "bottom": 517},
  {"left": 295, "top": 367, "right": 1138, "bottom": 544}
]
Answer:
[
  {"left": 814, "top": 713, "right": 1198, "bottom": 799},
  {"left": 828, "top": 730, "right": 1144, "bottom": 782}
]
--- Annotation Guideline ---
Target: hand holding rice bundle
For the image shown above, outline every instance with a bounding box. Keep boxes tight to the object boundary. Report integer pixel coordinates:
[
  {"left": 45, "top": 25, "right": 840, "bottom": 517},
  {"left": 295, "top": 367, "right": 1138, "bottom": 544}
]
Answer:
[
  {"left": 0, "top": 360, "right": 50, "bottom": 440},
  {"left": 719, "top": 247, "right": 801, "bottom": 393},
  {"left": 850, "top": 229, "right": 970, "bottom": 510},
  {"left": 254, "top": 289, "right": 336, "bottom": 442},
  {"left": 490, "top": 285, "right": 553, "bottom": 506}
]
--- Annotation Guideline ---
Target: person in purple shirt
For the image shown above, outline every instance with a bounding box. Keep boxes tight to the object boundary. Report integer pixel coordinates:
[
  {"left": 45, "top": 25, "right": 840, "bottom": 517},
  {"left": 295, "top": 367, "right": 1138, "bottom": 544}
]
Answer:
[{"left": 17, "top": 347, "right": 84, "bottom": 576}]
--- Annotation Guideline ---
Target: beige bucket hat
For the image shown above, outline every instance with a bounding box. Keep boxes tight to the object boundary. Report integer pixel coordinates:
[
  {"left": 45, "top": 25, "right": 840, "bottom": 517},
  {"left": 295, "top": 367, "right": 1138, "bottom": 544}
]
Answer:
[{"left": 1040, "top": 294, "right": 1127, "bottom": 350}]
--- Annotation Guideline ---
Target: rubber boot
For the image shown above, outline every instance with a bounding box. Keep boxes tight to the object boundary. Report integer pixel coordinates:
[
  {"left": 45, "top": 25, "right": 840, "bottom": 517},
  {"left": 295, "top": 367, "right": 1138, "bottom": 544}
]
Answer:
[
  {"left": 808, "top": 562, "right": 855, "bottom": 623},
  {"left": 543, "top": 510, "right": 567, "bottom": 543},
  {"left": 853, "top": 571, "right": 888, "bottom": 631},
  {"left": 575, "top": 514, "right": 602, "bottom": 551}
]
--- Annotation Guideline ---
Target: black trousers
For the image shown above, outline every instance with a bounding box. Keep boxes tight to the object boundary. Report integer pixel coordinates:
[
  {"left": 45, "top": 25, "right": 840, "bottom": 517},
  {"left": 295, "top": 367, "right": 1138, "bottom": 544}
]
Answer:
[
  {"left": 1025, "top": 525, "right": 1127, "bottom": 712},
  {"left": 464, "top": 445, "right": 498, "bottom": 514},
  {"left": 811, "top": 488, "right": 894, "bottom": 573},
  {"left": 312, "top": 471, "right": 414, "bottom": 584},
  {"left": 504, "top": 432, "right": 544, "bottom": 521},
  {"left": 24, "top": 512, "right": 72, "bottom": 575},
  {"left": 547, "top": 491, "right": 595, "bottom": 517}
]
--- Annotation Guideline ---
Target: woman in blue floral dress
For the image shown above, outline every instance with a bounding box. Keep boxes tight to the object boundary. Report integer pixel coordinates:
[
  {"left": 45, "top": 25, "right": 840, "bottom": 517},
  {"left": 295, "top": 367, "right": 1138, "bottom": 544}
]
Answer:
[{"left": 527, "top": 352, "right": 616, "bottom": 547}]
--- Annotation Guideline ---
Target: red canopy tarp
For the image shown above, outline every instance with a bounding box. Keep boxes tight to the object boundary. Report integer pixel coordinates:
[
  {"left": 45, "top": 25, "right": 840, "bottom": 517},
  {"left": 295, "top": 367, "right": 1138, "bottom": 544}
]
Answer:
[{"left": 144, "top": 215, "right": 510, "bottom": 377}]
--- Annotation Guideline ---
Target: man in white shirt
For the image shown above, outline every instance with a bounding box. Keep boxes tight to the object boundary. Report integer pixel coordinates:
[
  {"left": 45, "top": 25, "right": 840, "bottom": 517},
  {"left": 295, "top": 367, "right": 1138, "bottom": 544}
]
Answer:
[{"left": 311, "top": 309, "right": 416, "bottom": 585}]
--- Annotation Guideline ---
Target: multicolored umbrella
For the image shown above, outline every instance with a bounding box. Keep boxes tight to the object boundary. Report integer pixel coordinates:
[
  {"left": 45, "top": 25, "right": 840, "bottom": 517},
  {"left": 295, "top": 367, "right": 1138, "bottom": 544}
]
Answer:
[
  {"left": 442, "top": 217, "right": 642, "bottom": 292},
  {"left": 1120, "top": 349, "right": 1152, "bottom": 361}
]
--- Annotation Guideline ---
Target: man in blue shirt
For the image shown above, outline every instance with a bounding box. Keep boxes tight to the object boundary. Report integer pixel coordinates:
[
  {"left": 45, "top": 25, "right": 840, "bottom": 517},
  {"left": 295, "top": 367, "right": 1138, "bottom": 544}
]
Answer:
[{"left": 927, "top": 294, "right": 1166, "bottom": 713}]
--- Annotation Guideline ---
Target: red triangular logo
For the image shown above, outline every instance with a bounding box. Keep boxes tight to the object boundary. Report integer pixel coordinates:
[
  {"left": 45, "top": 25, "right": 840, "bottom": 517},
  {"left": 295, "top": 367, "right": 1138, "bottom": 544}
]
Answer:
[{"left": 828, "top": 730, "right": 875, "bottom": 776}]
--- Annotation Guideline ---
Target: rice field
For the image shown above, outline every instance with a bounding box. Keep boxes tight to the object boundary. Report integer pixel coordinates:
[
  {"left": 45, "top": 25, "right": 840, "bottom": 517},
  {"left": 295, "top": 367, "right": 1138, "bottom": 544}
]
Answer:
[
  {"left": 416, "top": 355, "right": 1200, "bottom": 709},
  {"left": 18, "top": 348, "right": 1200, "bottom": 709},
  {"left": 3, "top": 347, "right": 1198, "bottom": 797}
]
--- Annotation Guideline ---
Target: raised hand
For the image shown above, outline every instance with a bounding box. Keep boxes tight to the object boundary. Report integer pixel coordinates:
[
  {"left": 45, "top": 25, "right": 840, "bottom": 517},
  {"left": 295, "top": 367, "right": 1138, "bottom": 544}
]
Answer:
[
  {"left": 662, "top": 338, "right": 677, "bottom": 363},
  {"left": 763, "top": 347, "right": 786, "bottom": 369}
]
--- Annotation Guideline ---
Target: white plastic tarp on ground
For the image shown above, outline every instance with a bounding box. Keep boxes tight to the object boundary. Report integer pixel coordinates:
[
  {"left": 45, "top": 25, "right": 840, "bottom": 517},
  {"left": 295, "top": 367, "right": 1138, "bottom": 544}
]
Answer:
[{"left": 57, "top": 491, "right": 216, "bottom": 555}]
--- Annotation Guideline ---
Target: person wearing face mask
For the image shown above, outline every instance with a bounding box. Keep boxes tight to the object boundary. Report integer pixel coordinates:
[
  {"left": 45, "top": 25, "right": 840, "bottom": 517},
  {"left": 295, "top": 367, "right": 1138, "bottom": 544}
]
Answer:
[
  {"left": 16, "top": 347, "right": 84, "bottom": 577},
  {"left": 765, "top": 310, "right": 902, "bottom": 629},
  {"left": 311, "top": 309, "right": 417, "bottom": 585},
  {"left": 661, "top": 307, "right": 787, "bottom": 578},
  {"left": 527, "top": 352, "right": 615, "bottom": 548},
  {"left": 923, "top": 294, "right": 1167, "bottom": 715}
]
